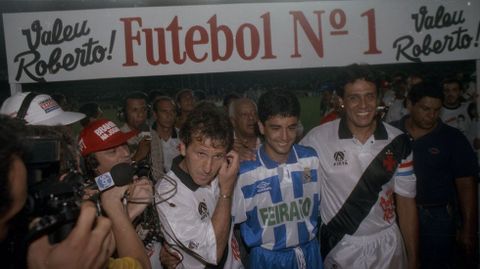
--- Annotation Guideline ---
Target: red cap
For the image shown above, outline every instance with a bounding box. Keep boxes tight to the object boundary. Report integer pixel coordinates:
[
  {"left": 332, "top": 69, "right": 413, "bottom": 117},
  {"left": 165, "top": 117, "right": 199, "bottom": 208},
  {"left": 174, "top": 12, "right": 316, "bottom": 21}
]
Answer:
[{"left": 78, "top": 119, "right": 137, "bottom": 156}]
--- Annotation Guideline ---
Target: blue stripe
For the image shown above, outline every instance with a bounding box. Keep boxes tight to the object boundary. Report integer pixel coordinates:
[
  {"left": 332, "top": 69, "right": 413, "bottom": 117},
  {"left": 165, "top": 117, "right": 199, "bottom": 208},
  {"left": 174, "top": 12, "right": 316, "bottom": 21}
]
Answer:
[
  {"left": 297, "top": 221, "right": 309, "bottom": 244},
  {"left": 242, "top": 206, "right": 264, "bottom": 248},
  {"left": 294, "top": 144, "right": 319, "bottom": 158},
  {"left": 291, "top": 171, "right": 304, "bottom": 199},
  {"left": 396, "top": 171, "right": 414, "bottom": 176},
  {"left": 270, "top": 176, "right": 283, "bottom": 203},
  {"left": 310, "top": 193, "right": 319, "bottom": 234},
  {"left": 273, "top": 224, "right": 286, "bottom": 250}
]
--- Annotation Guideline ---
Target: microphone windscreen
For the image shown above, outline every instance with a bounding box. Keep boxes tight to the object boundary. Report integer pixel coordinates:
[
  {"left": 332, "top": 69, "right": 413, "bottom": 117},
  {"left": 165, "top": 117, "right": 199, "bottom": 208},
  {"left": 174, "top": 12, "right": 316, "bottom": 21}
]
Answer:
[{"left": 110, "top": 163, "right": 135, "bottom": 186}]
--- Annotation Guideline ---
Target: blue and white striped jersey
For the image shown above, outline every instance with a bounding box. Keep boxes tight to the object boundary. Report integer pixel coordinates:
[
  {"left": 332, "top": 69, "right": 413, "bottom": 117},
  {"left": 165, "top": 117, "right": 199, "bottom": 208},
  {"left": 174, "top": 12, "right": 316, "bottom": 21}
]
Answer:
[{"left": 232, "top": 144, "right": 321, "bottom": 251}]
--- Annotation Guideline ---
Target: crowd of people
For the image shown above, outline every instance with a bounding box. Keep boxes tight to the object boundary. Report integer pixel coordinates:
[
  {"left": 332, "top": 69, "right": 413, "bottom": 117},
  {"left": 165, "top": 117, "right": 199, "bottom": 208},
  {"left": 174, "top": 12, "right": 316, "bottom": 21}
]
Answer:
[{"left": 0, "top": 63, "right": 478, "bottom": 269}]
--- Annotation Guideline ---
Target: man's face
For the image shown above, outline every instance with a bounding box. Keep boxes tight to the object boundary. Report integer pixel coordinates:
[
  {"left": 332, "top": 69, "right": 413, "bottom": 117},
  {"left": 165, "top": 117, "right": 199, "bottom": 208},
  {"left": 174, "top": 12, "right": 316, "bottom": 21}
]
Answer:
[
  {"left": 259, "top": 115, "right": 298, "bottom": 163},
  {"left": 0, "top": 155, "right": 27, "bottom": 241},
  {"left": 443, "top": 82, "right": 462, "bottom": 107},
  {"left": 408, "top": 96, "right": 442, "bottom": 131},
  {"left": 178, "top": 91, "right": 195, "bottom": 113},
  {"left": 341, "top": 79, "right": 378, "bottom": 132},
  {"left": 94, "top": 144, "right": 131, "bottom": 175},
  {"left": 179, "top": 137, "right": 227, "bottom": 186},
  {"left": 232, "top": 99, "right": 258, "bottom": 138},
  {"left": 125, "top": 98, "right": 148, "bottom": 130},
  {"left": 154, "top": 100, "right": 176, "bottom": 129}
]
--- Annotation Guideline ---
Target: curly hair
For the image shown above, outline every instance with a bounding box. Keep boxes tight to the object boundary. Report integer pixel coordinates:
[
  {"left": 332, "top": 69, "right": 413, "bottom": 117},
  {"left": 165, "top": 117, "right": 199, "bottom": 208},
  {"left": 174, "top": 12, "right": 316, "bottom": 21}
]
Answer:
[{"left": 179, "top": 101, "right": 233, "bottom": 151}]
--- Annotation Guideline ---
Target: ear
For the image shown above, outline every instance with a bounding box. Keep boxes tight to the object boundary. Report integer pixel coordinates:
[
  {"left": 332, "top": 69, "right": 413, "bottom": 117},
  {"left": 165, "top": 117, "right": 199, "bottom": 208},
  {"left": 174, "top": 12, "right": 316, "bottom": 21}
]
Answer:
[
  {"left": 179, "top": 141, "right": 187, "bottom": 156},
  {"left": 258, "top": 121, "right": 265, "bottom": 135}
]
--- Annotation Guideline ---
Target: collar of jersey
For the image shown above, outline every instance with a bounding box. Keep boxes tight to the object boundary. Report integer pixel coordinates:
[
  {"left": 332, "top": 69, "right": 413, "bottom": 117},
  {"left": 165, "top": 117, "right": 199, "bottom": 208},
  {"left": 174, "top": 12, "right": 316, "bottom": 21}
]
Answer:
[
  {"left": 338, "top": 117, "right": 388, "bottom": 140},
  {"left": 171, "top": 155, "right": 200, "bottom": 191},
  {"left": 258, "top": 144, "right": 299, "bottom": 169}
]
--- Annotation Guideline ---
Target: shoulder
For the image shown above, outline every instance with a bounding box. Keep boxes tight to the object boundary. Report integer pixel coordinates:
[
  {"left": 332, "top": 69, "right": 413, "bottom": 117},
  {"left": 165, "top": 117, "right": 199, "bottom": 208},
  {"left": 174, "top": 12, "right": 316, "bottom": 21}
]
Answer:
[
  {"left": 239, "top": 157, "right": 263, "bottom": 175},
  {"left": 293, "top": 144, "right": 318, "bottom": 158}
]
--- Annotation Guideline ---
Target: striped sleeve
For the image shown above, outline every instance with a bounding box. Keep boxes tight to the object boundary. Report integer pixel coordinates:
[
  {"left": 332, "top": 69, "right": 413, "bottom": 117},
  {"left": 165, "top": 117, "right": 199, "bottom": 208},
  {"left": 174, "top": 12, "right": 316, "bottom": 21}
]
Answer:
[{"left": 393, "top": 152, "right": 416, "bottom": 198}]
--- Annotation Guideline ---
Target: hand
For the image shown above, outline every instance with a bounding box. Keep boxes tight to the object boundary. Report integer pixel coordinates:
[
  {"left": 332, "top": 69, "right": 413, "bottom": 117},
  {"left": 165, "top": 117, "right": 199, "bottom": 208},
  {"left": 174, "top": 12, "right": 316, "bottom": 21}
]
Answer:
[
  {"left": 132, "top": 137, "right": 151, "bottom": 162},
  {"left": 127, "top": 177, "right": 153, "bottom": 220},
  {"left": 458, "top": 226, "right": 478, "bottom": 258},
  {"left": 101, "top": 185, "right": 130, "bottom": 215},
  {"left": 233, "top": 139, "right": 256, "bottom": 161},
  {"left": 160, "top": 242, "right": 181, "bottom": 269},
  {"left": 217, "top": 150, "right": 239, "bottom": 195},
  {"left": 27, "top": 202, "right": 115, "bottom": 269}
]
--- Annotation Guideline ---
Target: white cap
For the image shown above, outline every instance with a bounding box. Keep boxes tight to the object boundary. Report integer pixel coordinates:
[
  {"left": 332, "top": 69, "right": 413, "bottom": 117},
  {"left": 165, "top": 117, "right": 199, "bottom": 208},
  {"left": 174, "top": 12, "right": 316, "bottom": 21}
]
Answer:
[{"left": 0, "top": 92, "right": 85, "bottom": 126}]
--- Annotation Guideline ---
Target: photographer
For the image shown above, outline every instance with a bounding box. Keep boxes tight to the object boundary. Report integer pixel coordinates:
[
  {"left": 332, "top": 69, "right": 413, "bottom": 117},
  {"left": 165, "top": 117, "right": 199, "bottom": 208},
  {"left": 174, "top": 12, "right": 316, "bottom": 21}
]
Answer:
[
  {"left": 79, "top": 119, "right": 155, "bottom": 269},
  {"left": 0, "top": 115, "right": 113, "bottom": 269}
]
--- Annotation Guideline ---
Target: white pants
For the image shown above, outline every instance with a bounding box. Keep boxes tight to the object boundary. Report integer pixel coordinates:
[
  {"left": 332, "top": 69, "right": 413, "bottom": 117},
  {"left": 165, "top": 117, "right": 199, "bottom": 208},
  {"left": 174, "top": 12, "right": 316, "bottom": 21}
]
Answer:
[{"left": 324, "top": 224, "right": 407, "bottom": 269}]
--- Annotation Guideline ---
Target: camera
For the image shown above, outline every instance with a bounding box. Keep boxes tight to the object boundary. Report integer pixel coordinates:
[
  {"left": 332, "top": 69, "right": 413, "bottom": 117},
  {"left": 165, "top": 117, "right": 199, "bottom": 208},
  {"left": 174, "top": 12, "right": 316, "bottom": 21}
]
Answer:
[{"left": 23, "top": 136, "right": 86, "bottom": 244}]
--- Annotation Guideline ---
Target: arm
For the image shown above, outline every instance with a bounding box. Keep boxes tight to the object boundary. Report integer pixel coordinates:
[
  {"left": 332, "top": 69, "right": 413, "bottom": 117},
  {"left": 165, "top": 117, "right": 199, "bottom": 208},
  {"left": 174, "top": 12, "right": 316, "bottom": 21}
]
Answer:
[
  {"left": 455, "top": 176, "right": 478, "bottom": 257},
  {"left": 395, "top": 194, "right": 419, "bottom": 269},
  {"left": 101, "top": 185, "right": 152, "bottom": 269},
  {"left": 211, "top": 150, "right": 239, "bottom": 263}
]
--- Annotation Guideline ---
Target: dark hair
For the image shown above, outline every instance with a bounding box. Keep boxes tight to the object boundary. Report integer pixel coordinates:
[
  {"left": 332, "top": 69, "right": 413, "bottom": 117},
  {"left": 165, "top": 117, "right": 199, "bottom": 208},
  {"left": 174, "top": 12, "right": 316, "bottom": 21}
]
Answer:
[
  {"left": 148, "top": 90, "right": 167, "bottom": 104},
  {"left": 152, "top": 96, "right": 175, "bottom": 113},
  {"left": 257, "top": 90, "right": 300, "bottom": 123},
  {"left": 119, "top": 91, "right": 149, "bottom": 122},
  {"left": 442, "top": 78, "right": 463, "bottom": 92},
  {"left": 336, "top": 64, "right": 378, "bottom": 97},
  {"left": 83, "top": 153, "right": 100, "bottom": 179},
  {"left": 0, "top": 116, "right": 25, "bottom": 218},
  {"left": 407, "top": 82, "right": 444, "bottom": 105},
  {"left": 79, "top": 102, "right": 100, "bottom": 127},
  {"left": 179, "top": 102, "right": 233, "bottom": 151}
]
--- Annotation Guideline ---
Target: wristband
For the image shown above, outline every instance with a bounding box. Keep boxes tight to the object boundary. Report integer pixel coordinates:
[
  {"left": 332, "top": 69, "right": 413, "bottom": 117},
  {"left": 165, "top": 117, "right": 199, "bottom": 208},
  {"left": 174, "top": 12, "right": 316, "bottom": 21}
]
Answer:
[{"left": 220, "top": 193, "right": 232, "bottom": 200}]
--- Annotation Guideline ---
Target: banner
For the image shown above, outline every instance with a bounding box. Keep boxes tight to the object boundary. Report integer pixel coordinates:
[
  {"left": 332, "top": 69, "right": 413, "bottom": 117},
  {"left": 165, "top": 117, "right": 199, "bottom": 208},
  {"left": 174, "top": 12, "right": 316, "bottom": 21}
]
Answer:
[{"left": 3, "top": 0, "right": 480, "bottom": 83}]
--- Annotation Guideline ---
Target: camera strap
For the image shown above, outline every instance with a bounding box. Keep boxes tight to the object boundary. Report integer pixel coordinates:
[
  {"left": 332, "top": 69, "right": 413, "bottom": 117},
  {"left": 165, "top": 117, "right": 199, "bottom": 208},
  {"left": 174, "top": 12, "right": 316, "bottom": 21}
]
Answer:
[{"left": 16, "top": 92, "right": 39, "bottom": 121}]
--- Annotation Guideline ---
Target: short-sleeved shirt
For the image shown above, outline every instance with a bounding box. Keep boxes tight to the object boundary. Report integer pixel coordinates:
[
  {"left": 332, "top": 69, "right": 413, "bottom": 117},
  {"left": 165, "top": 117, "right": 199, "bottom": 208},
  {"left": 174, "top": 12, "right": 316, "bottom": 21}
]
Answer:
[
  {"left": 155, "top": 157, "right": 243, "bottom": 269},
  {"left": 301, "top": 118, "right": 416, "bottom": 236},
  {"left": 232, "top": 144, "right": 321, "bottom": 250},
  {"left": 392, "top": 116, "right": 478, "bottom": 204}
]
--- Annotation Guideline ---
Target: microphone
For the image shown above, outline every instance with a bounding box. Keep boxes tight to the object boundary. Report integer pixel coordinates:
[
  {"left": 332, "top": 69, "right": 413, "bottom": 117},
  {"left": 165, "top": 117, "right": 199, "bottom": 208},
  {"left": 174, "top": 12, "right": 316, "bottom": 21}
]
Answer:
[
  {"left": 138, "top": 123, "right": 151, "bottom": 141},
  {"left": 94, "top": 163, "right": 135, "bottom": 191}
]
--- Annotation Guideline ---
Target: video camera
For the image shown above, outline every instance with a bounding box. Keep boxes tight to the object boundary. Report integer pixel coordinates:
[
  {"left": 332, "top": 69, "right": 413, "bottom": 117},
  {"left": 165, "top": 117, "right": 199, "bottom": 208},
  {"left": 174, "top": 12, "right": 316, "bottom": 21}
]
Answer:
[{"left": 23, "top": 136, "right": 85, "bottom": 244}]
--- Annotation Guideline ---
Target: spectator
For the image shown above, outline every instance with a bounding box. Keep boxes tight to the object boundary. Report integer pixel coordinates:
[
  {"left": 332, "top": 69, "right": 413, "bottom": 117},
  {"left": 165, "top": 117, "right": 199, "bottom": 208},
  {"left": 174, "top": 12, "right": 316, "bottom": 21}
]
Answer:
[
  {"left": 441, "top": 78, "right": 475, "bottom": 145},
  {"left": 155, "top": 104, "right": 242, "bottom": 269},
  {"left": 229, "top": 97, "right": 260, "bottom": 161},
  {"left": 151, "top": 96, "right": 179, "bottom": 178},
  {"left": 232, "top": 90, "right": 322, "bottom": 268},
  {"left": 392, "top": 82, "right": 478, "bottom": 268},
  {"left": 118, "top": 91, "right": 151, "bottom": 162},
  {"left": 174, "top": 88, "right": 195, "bottom": 129},
  {"left": 301, "top": 64, "right": 419, "bottom": 269}
]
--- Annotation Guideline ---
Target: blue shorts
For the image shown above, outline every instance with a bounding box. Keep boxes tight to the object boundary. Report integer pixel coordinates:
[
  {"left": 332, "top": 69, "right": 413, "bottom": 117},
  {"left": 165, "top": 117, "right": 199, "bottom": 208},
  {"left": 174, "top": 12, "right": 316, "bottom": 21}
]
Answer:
[{"left": 248, "top": 239, "right": 323, "bottom": 269}]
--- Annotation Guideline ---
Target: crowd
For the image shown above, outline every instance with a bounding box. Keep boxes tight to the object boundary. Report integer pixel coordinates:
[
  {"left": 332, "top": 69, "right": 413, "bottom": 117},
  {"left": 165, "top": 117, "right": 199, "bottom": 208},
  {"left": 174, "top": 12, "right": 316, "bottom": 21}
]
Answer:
[{"left": 0, "top": 63, "right": 478, "bottom": 269}]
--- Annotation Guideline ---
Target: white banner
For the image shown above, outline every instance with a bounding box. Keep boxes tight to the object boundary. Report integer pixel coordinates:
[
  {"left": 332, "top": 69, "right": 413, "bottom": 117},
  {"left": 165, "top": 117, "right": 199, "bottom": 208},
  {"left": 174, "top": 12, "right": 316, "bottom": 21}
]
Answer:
[{"left": 3, "top": 0, "right": 480, "bottom": 83}]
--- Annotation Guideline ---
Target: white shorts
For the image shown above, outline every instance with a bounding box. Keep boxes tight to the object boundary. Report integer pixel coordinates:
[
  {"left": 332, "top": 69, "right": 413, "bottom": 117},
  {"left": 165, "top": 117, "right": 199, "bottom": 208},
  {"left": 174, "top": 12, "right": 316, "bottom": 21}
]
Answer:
[{"left": 324, "top": 224, "right": 406, "bottom": 269}]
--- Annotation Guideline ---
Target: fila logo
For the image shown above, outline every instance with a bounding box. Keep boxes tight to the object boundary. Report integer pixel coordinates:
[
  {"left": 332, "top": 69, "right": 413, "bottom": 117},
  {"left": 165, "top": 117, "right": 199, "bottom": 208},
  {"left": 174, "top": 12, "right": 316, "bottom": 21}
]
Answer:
[{"left": 333, "top": 151, "right": 348, "bottom": 166}]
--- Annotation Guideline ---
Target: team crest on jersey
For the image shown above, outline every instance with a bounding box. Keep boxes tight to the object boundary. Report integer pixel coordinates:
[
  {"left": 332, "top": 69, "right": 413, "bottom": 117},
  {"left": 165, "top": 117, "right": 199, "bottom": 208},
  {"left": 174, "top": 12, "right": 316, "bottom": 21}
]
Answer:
[
  {"left": 383, "top": 150, "right": 397, "bottom": 173},
  {"left": 198, "top": 202, "right": 209, "bottom": 220},
  {"left": 302, "top": 167, "right": 312, "bottom": 183},
  {"left": 188, "top": 240, "right": 199, "bottom": 250},
  {"left": 333, "top": 151, "right": 348, "bottom": 166}
]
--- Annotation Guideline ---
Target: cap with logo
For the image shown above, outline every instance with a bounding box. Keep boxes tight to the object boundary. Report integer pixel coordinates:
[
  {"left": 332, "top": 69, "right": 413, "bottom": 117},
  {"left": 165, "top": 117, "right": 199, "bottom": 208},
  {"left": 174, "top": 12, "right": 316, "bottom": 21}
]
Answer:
[
  {"left": 0, "top": 92, "right": 85, "bottom": 126},
  {"left": 78, "top": 119, "right": 137, "bottom": 156}
]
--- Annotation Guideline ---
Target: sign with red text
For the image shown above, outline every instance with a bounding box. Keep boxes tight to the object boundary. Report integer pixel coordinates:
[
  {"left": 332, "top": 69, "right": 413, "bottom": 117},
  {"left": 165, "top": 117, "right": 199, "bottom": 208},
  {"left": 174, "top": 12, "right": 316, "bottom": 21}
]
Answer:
[{"left": 3, "top": 0, "right": 480, "bottom": 83}]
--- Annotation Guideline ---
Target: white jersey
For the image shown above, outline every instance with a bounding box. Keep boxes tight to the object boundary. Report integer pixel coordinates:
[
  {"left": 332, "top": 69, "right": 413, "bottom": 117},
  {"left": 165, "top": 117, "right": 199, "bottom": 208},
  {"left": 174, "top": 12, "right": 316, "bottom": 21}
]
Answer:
[
  {"left": 441, "top": 102, "right": 475, "bottom": 143},
  {"left": 155, "top": 158, "right": 243, "bottom": 269},
  {"left": 300, "top": 119, "right": 416, "bottom": 236}
]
